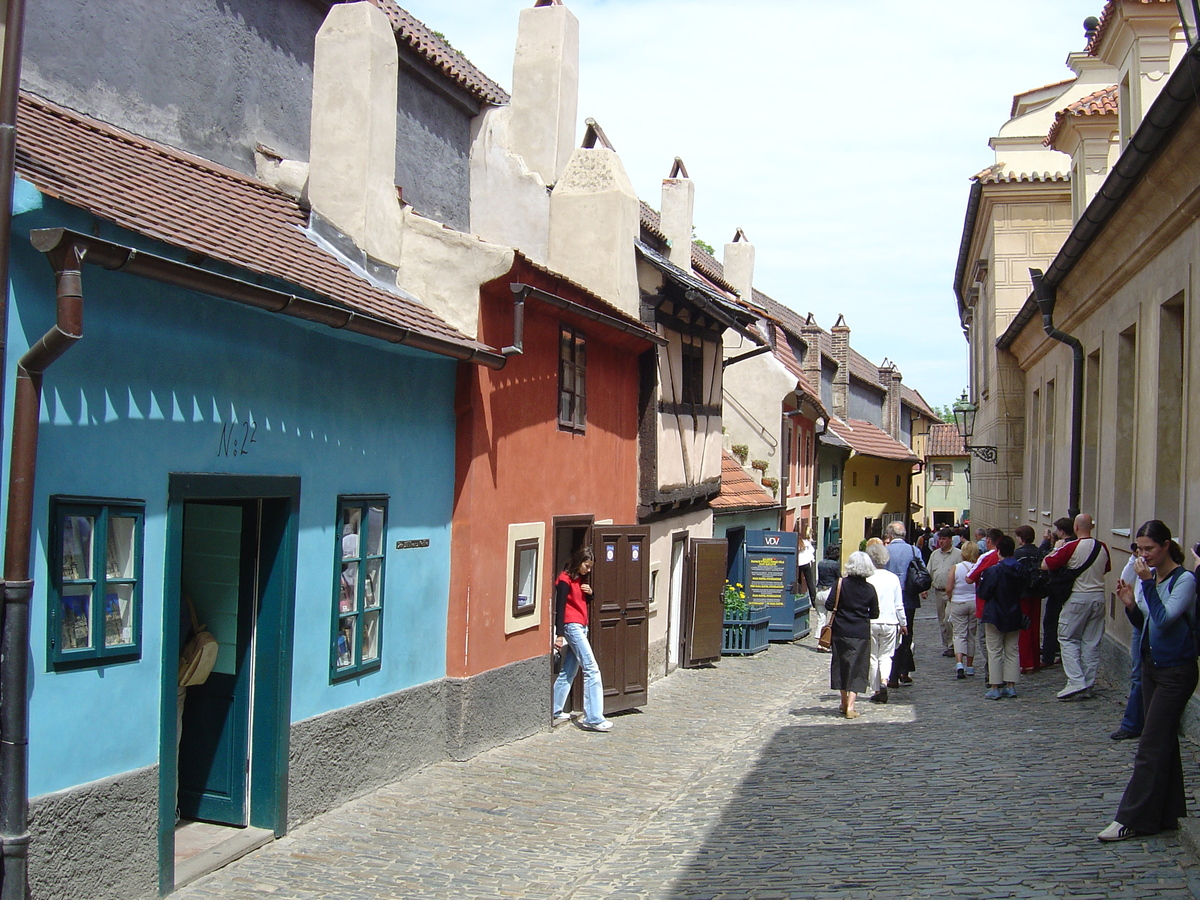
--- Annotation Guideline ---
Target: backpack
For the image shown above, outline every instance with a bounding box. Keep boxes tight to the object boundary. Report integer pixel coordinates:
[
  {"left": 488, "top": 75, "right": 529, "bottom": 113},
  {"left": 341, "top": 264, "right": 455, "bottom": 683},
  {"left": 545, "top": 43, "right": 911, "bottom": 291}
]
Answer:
[
  {"left": 1019, "top": 555, "right": 1050, "bottom": 599},
  {"left": 178, "top": 595, "right": 219, "bottom": 687}
]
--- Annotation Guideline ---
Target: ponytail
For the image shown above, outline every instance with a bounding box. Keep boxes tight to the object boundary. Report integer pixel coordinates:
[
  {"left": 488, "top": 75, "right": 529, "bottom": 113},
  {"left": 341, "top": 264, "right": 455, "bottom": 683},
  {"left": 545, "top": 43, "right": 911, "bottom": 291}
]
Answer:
[{"left": 1169, "top": 540, "right": 1185, "bottom": 565}]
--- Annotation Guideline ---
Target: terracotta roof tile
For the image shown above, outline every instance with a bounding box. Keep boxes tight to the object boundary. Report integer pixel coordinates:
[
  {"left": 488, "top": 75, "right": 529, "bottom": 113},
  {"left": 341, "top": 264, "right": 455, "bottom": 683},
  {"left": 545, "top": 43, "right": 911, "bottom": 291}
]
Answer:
[
  {"left": 365, "top": 0, "right": 509, "bottom": 106},
  {"left": 1087, "top": 0, "right": 1178, "bottom": 56},
  {"left": 638, "top": 201, "right": 740, "bottom": 296},
  {"left": 1009, "top": 77, "right": 1077, "bottom": 117},
  {"left": 16, "top": 91, "right": 491, "bottom": 353},
  {"left": 1044, "top": 85, "right": 1119, "bottom": 146},
  {"left": 927, "top": 423, "right": 967, "bottom": 457},
  {"left": 712, "top": 450, "right": 778, "bottom": 511},
  {"left": 825, "top": 417, "right": 917, "bottom": 463},
  {"left": 971, "top": 167, "right": 1071, "bottom": 185},
  {"left": 900, "top": 385, "right": 938, "bottom": 420}
]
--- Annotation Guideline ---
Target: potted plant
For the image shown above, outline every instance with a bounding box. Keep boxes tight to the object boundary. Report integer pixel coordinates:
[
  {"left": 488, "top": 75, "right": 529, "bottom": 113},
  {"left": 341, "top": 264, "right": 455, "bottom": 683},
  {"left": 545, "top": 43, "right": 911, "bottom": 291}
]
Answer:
[
  {"left": 761, "top": 476, "right": 779, "bottom": 497},
  {"left": 721, "top": 581, "right": 770, "bottom": 656},
  {"left": 750, "top": 459, "right": 768, "bottom": 474},
  {"left": 732, "top": 444, "right": 749, "bottom": 465}
]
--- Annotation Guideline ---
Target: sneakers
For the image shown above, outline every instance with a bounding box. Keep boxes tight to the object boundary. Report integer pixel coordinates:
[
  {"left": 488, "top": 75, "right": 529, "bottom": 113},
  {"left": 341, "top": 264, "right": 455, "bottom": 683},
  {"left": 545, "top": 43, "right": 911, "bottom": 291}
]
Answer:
[
  {"left": 578, "top": 719, "right": 613, "bottom": 732},
  {"left": 1097, "top": 821, "right": 1135, "bottom": 842},
  {"left": 552, "top": 712, "right": 572, "bottom": 726},
  {"left": 956, "top": 665, "right": 966, "bottom": 680},
  {"left": 965, "top": 667, "right": 975, "bottom": 676},
  {"left": 1110, "top": 729, "right": 1140, "bottom": 741},
  {"left": 984, "top": 687, "right": 1003, "bottom": 700},
  {"left": 942, "top": 648, "right": 955, "bottom": 657},
  {"left": 898, "top": 674, "right": 914, "bottom": 685},
  {"left": 1057, "top": 685, "right": 1088, "bottom": 700},
  {"left": 1082, "top": 685, "right": 1096, "bottom": 699},
  {"left": 868, "top": 688, "right": 888, "bottom": 704},
  {"left": 1001, "top": 685, "right": 1017, "bottom": 699}
]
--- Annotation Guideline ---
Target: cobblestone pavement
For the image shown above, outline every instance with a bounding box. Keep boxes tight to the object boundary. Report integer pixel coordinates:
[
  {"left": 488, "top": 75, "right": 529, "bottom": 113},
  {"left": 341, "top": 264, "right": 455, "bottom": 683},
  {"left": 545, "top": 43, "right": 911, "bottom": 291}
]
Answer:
[{"left": 177, "top": 611, "right": 1200, "bottom": 899}]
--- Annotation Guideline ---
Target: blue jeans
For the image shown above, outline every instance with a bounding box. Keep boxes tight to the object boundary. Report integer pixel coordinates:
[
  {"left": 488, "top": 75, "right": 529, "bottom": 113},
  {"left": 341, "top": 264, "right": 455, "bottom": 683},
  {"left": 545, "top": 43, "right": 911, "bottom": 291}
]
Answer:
[
  {"left": 1119, "top": 627, "right": 1145, "bottom": 736},
  {"left": 552, "top": 623, "right": 606, "bottom": 726}
]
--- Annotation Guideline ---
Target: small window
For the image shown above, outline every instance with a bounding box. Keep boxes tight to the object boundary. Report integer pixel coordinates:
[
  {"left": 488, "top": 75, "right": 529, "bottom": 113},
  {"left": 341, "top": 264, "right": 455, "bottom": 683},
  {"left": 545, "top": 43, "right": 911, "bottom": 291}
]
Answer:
[
  {"left": 680, "top": 342, "right": 704, "bottom": 407},
  {"left": 931, "top": 464, "right": 953, "bottom": 484},
  {"left": 512, "top": 538, "right": 539, "bottom": 619},
  {"left": 49, "top": 498, "right": 144, "bottom": 667},
  {"left": 332, "top": 496, "right": 387, "bottom": 679},
  {"left": 558, "top": 324, "right": 586, "bottom": 432}
]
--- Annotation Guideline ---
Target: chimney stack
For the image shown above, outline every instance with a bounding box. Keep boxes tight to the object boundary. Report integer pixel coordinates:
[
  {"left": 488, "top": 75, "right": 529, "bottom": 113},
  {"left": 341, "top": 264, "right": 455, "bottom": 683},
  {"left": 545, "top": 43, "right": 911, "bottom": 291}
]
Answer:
[
  {"left": 308, "top": 1, "right": 403, "bottom": 266},
  {"left": 799, "top": 313, "right": 823, "bottom": 392},
  {"left": 508, "top": 0, "right": 580, "bottom": 185},
  {"left": 830, "top": 315, "right": 850, "bottom": 420},
  {"left": 877, "top": 360, "right": 903, "bottom": 439},
  {"left": 660, "top": 158, "right": 694, "bottom": 270},
  {"left": 723, "top": 228, "right": 754, "bottom": 302}
]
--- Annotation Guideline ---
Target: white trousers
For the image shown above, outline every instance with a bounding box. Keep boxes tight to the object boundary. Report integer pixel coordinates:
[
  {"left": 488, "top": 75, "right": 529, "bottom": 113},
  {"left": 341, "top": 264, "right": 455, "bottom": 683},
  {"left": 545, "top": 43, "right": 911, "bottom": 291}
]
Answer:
[
  {"left": 1058, "top": 591, "right": 1105, "bottom": 691},
  {"left": 869, "top": 622, "right": 900, "bottom": 692},
  {"left": 949, "top": 600, "right": 977, "bottom": 659}
]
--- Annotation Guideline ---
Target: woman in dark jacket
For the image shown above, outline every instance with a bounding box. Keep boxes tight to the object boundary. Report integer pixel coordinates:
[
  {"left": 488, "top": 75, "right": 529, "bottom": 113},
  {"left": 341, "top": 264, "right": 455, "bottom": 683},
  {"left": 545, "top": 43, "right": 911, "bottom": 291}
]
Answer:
[
  {"left": 1013, "top": 525, "right": 1045, "bottom": 673},
  {"left": 1100, "top": 520, "right": 1198, "bottom": 841},
  {"left": 978, "top": 535, "right": 1025, "bottom": 699},
  {"left": 826, "top": 550, "right": 880, "bottom": 719}
]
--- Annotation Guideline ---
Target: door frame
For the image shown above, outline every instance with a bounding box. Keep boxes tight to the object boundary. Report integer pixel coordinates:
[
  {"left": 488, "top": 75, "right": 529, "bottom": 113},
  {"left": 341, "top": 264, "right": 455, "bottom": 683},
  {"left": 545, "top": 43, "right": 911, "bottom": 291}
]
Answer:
[{"left": 157, "top": 474, "right": 299, "bottom": 895}]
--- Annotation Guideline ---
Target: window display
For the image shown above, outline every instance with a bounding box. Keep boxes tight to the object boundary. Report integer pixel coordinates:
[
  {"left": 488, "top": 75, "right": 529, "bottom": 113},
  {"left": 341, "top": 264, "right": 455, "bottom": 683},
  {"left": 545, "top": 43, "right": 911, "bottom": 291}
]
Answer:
[{"left": 332, "top": 496, "right": 387, "bottom": 678}]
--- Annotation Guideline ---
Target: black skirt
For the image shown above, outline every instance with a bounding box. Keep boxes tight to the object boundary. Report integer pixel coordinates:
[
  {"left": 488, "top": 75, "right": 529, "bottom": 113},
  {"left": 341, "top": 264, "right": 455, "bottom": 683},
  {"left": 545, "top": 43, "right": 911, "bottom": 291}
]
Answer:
[{"left": 830, "top": 635, "right": 870, "bottom": 693}]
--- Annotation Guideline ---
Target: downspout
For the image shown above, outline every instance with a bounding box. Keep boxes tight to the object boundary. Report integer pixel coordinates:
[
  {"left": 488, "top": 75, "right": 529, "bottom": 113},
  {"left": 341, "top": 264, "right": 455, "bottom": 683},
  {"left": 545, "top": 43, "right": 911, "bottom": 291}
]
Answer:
[
  {"left": 0, "top": 0, "right": 29, "bottom": 450},
  {"left": 0, "top": 242, "right": 83, "bottom": 900},
  {"left": 1030, "top": 267, "right": 1083, "bottom": 518}
]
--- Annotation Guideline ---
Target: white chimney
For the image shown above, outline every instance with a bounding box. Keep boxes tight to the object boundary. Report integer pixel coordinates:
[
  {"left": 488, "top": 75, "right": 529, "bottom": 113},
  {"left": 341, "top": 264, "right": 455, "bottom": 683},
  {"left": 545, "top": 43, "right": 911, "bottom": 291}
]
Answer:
[
  {"left": 508, "top": 0, "right": 580, "bottom": 185},
  {"left": 660, "top": 158, "right": 694, "bottom": 270},
  {"left": 307, "top": 2, "right": 403, "bottom": 267},
  {"left": 723, "top": 229, "right": 754, "bottom": 302}
]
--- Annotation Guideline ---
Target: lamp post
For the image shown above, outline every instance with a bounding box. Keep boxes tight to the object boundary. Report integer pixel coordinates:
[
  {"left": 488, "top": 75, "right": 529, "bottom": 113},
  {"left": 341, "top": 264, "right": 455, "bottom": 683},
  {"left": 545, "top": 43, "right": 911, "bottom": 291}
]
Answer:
[
  {"left": 1179, "top": 0, "right": 1199, "bottom": 46},
  {"left": 952, "top": 391, "right": 997, "bottom": 464}
]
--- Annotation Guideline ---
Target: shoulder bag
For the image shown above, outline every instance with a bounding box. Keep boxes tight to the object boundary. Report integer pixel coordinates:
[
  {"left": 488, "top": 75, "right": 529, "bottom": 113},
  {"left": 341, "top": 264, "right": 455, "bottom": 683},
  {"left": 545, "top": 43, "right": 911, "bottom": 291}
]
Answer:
[
  {"left": 178, "top": 595, "right": 219, "bottom": 688},
  {"left": 817, "top": 578, "right": 842, "bottom": 650}
]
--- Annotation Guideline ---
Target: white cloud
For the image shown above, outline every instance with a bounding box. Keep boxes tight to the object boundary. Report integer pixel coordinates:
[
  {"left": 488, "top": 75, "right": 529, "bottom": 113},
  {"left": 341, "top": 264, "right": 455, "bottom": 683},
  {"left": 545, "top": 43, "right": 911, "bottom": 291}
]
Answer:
[{"left": 400, "top": 0, "right": 1105, "bottom": 407}]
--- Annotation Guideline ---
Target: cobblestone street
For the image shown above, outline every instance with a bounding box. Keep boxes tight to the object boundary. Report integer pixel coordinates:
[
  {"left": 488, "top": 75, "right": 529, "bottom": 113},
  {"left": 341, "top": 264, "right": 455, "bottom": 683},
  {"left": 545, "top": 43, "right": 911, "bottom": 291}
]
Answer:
[{"left": 177, "top": 612, "right": 1200, "bottom": 899}]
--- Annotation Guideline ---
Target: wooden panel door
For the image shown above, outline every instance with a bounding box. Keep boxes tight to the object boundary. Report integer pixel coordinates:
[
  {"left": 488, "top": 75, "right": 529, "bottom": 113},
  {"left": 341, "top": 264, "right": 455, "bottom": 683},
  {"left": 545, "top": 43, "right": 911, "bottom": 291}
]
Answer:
[
  {"left": 682, "top": 538, "right": 726, "bottom": 666},
  {"left": 590, "top": 526, "right": 650, "bottom": 714}
]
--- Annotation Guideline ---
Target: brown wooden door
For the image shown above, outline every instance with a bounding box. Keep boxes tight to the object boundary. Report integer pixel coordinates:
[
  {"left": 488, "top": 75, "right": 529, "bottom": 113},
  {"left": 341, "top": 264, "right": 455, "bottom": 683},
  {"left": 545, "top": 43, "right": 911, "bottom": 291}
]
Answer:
[
  {"left": 682, "top": 538, "right": 726, "bottom": 667},
  {"left": 590, "top": 526, "right": 650, "bottom": 714}
]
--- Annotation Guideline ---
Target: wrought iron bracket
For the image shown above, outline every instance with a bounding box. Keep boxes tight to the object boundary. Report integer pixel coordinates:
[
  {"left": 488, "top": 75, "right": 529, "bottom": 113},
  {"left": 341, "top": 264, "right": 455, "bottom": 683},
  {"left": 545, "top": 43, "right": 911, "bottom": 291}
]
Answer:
[{"left": 967, "top": 445, "right": 998, "bottom": 464}]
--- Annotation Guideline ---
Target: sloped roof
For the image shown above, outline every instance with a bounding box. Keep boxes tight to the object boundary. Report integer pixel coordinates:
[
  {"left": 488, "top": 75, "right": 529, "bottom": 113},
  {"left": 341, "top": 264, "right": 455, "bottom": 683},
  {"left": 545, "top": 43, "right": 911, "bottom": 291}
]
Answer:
[
  {"left": 712, "top": 450, "right": 778, "bottom": 511},
  {"left": 635, "top": 241, "right": 760, "bottom": 339},
  {"left": 1086, "top": 0, "right": 1178, "bottom": 56},
  {"left": 901, "top": 385, "right": 938, "bottom": 420},
  {"left": 637, "top": 201, "right": 740, "bottom": 296},
  {"left": 825, "top": 418, "right": 918, "bottom": 463},
  {"left": 15, "top": 91, "right": 492, "bottom": 354},
  {"left": 769, "top": 326, "right": 827, "bottom": 416},
  {"left": 972, "top": 167, "right": 1070, "bottom": 185},
  {"left": 365, "top": 0, "right": 510, "bottom": 106},
  {"left": 1010, "top": 77, "right": 1077, "bottom": 117},
  {"left": 1045, "top": 85, "right": 1119, "bottom": 146},
  {"left": 927, "top": 422, "right": 967, "bottom": 457}
]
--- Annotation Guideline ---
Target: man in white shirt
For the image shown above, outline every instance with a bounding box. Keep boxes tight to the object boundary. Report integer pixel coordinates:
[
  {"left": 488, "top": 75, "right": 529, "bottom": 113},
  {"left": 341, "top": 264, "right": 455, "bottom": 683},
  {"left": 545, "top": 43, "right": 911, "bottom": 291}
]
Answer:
[
  {"left": 926, "top": 529, "right": 963, "bottom": 656},
  {"left": 1041, "top": 513, "right": 1111, "bottom": 699}
]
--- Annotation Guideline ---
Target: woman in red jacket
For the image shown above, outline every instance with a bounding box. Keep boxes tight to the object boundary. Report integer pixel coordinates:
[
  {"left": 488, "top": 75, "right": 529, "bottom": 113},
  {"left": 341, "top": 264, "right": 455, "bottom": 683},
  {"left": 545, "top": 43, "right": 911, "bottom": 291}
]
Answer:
[{"left": 551, "top": 548, "right": 612, "bottom": 732}]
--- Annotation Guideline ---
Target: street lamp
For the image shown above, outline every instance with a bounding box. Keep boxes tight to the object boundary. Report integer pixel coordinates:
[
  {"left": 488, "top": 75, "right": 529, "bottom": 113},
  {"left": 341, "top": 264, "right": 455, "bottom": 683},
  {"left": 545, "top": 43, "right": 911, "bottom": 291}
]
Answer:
[
  {"left": 952, "top": 391, "right": 997, "bottom": 464},
  {"left": 1178, "top": 0, "right": 1199, "bottom": 46}
]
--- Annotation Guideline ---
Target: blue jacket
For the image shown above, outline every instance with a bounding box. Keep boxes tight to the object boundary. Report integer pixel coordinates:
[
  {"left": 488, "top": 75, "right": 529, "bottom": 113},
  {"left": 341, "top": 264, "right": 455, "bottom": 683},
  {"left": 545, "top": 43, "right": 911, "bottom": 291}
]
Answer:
[
  {"left": 1125, "top": 567, "right": 1198, "bottom": 669},
  {"left": 978, "top": 556, "right": 1026, "bottom": 632}
]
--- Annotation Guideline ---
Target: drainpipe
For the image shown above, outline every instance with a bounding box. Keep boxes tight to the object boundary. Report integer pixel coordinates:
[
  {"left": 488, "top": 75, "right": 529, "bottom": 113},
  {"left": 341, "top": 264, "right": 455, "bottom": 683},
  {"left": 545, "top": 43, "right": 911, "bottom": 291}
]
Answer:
[
  {"left": 0, "top": 0, "right": 29, "bottom": 451},
  {"left": 0, "top": 243, "right": 83, "bottom": 900},
  {"left": 1029, "top": 267, "right": 1083, "bottom": 518}
]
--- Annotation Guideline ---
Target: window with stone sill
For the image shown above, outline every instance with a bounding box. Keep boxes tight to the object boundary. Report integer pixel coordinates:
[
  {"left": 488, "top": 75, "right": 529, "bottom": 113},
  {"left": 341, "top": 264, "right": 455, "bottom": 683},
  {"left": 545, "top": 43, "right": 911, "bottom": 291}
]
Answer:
[
  {"left": 49, "top": 497, "right": 144, "bottom": 668},
  {"left": 333, "top": 496, "right": 387, "bottom": 679}
]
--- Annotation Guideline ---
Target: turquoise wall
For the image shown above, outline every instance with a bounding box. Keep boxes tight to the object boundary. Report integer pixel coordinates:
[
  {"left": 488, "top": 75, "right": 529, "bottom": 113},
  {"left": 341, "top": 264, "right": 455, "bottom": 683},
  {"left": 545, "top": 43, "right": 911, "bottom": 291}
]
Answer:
[{"left": 10, "top": 187, "right": 457, "bottom": 796}]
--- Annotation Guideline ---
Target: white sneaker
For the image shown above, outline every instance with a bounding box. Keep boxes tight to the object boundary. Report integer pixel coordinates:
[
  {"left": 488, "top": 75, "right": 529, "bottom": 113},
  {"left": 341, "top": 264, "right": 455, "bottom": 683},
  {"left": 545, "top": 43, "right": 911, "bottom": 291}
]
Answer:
[
  {"left": 1097, "top": 821, "right": 1134, "bottom": 842},
  {"left": 552, "top": 713, "right": 572, "bottom": 726},
  {"left": 579, "top": 719, "right": 613, "bottom": 732}
]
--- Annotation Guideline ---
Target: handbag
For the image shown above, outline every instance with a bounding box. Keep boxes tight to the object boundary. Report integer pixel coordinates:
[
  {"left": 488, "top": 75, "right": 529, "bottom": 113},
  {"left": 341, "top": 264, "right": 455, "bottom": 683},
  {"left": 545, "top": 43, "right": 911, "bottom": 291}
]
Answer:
[
  {"left": 906, "top": 550, "right": 932, "bottom": 594},
  {"left": 817, "top": 578, "right": 842, "bottom": 650},
  {"left": 178, "top": 595, "right": 219, "bottom": 687}
]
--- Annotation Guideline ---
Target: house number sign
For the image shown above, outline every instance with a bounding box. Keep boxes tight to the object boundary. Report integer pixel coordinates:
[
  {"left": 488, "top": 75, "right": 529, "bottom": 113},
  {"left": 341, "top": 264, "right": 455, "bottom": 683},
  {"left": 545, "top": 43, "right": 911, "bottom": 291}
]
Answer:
[
  {"left": 395, "top": 539, "right": 430, "bottom": 550},
  {"left": 217, "top": 419, "right": 257, "bottom": 457}
]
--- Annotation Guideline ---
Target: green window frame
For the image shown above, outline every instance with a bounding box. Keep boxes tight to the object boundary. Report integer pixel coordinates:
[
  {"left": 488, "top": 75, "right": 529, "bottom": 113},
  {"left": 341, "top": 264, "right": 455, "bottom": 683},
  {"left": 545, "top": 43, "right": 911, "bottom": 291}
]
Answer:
[
  {"left": 49, "top": 497, "right": 144, "bottom": 668},
  {"left": 332, "top": 495, "right": 387, "bottom": 679}
]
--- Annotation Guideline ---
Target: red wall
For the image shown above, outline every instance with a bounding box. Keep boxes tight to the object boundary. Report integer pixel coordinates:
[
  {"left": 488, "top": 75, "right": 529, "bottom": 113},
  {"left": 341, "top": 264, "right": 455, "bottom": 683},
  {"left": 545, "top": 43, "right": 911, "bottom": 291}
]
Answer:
[{"left": 447, "top": 264, "right": 647, "bottom": 678}]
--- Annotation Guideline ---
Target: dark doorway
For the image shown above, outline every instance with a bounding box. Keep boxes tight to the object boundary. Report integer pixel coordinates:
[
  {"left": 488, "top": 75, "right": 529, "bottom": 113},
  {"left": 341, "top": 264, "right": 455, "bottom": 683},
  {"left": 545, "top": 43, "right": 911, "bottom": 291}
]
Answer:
[{"left": 590, "top": 526, "right": 650, "bottom": 714}]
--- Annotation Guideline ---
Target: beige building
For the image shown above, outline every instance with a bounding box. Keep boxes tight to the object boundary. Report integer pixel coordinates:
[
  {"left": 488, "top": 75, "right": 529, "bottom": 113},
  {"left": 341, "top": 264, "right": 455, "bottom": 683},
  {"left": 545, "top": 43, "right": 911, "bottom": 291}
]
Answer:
[{"left": 958, "top": 0, "right": 1200, "bottom": 707}]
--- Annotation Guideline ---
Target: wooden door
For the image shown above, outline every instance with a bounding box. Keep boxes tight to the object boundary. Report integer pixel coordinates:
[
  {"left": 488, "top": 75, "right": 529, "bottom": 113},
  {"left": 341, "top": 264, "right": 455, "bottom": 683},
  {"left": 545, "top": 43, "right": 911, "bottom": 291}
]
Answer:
[
  {"left": 681, "top": 538, "right": 726, "bottom": 667},
  {"left": 590, "top": 526, "right": 650, "bottom": 714}
]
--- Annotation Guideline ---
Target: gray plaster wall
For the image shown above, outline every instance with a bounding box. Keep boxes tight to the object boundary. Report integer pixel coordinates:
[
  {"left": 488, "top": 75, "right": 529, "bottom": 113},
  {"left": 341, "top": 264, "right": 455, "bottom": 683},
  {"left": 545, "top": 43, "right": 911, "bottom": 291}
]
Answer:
[
  {"left": 648, "top": 634, "right": 669, "bottom": 684},
  {"left": 23, "top": 0, "right": 475, "bottom": 231},
  {"left": 288, "top": 677, "right": 447, "bottom": 828},
  {"left": 28, "top": 765, "right": 159, "bottom": 900},
  {"left": 848, "top": 381, "right": 883, "bottom": 426},
  {"left": 445, "top": 654, "right": 550, "bottom": 761}
]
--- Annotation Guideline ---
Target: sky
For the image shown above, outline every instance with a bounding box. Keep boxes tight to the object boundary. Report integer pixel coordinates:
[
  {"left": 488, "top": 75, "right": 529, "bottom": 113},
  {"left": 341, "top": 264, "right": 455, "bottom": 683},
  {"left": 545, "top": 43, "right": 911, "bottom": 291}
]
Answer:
[{"left": 399, "top": 0, "right": 1108, "bottom": 411}]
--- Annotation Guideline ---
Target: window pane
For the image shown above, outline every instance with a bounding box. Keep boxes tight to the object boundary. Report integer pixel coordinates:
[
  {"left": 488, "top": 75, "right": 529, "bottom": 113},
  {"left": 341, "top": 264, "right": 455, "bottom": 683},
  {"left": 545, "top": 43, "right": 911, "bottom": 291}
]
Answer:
[
  {"left": 366, "top": 506, "right": 385, "bottom": 557},
  {"left": 341, "top": 507, "right": 361, "bottom": 560},
  {"left": 515, "top": 545, "right": 537, "bottom": 614},
  {"left": 106, "top": 516, "right": 137, "bottom": 580},
  {"left": 60, "top": 586, "right": 92, "bottom": 650},
  {"left": 363, "top": 559, "right": 381, "bottom": 609},
  {"left": 339, "top": 562, "right": 359, "bottom": 613},
  {"left": 362, "top": 609, "right": 380, "bottom": 662},
  {"left": 62, "top": 515, "right": 94, "bottom": 581},
  {"left": 335, "top": 616, "right": 356, "bottom": 669},
  {"left": 104, "top": 585, "right": 135, "bottom": 647}
]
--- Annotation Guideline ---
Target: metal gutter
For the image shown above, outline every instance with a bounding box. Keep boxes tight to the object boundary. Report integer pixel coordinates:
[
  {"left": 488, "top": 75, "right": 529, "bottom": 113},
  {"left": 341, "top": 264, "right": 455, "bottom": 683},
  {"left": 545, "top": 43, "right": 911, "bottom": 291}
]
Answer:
[
  {"left": 512, "top": 282, "right": 667, "bottom": 346},
  {"left": 952, "top": 179, "right": 983, "bottom": 326},
  {"left": 29, "top": 228, "right": 509, "bottom": 369},
  {"left": 1030, "top": 268, "right": 1083, "bottom": 518}
]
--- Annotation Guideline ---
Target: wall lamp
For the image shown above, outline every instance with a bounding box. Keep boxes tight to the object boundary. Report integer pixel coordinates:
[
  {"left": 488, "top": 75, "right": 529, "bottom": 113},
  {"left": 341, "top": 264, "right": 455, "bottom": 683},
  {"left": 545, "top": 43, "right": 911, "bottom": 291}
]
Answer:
[{"left": 952, "top": 391, "right": 997, "bottom": 464}]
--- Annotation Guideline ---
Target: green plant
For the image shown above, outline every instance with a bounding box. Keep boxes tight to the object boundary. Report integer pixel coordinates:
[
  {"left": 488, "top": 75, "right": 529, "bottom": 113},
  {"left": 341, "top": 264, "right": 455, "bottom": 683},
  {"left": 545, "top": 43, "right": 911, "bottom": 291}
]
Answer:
[
  {"left": 732, "top": 444, "right": 749, "bottom": 464},
  {"left": 761, "top": 476, "right": 779, "bottom": 496},
  {"left": 751, "top": 459, "right": 769, "bottom": 473},
  {"left": 722, "top": 581, "right": 748, "bottom": 616}
]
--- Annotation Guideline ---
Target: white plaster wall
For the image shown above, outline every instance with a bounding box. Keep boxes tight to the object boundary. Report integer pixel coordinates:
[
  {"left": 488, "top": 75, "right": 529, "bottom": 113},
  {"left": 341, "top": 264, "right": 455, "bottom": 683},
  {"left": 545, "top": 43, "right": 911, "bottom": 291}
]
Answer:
[
  {"left": 645, "top": 507, "right": 714, "bottom": 652},
  {"left": 469, "top": 105, "right": 552, "bottom": 263},
  {"left": 722, "top": 351, "right": 796, "bottom": 485}
]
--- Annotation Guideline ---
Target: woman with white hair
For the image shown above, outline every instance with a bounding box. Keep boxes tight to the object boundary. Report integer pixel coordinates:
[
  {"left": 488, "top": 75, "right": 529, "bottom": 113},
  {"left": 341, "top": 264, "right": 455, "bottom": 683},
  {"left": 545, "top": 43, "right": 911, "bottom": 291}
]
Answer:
[
  {"left": 825, "top": 550, "right": 880, "bottom": 719},
  {"left": 865, "top": 540, "right": 907, "bottom": 704}
]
